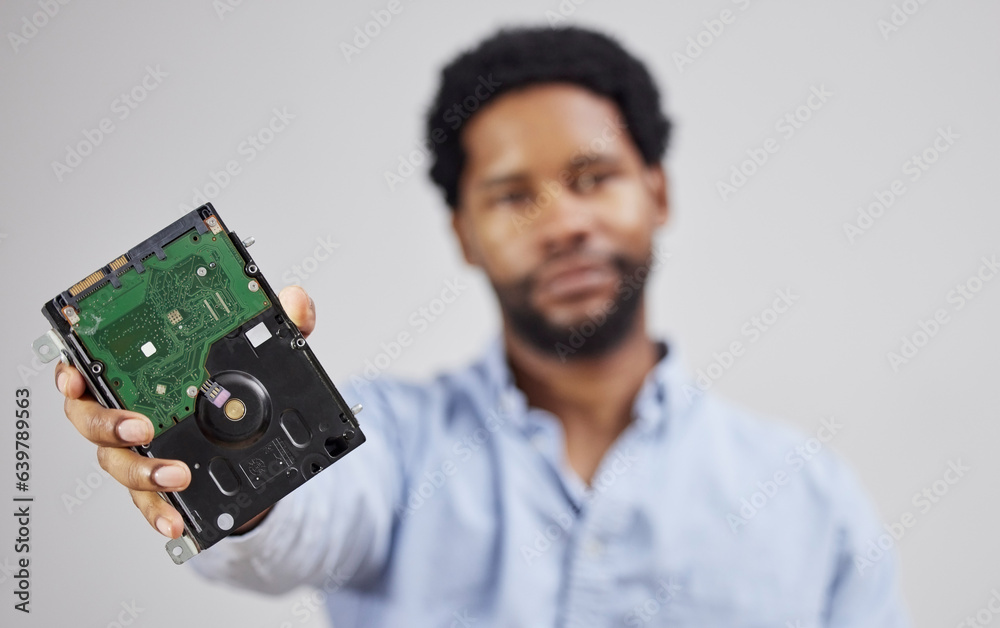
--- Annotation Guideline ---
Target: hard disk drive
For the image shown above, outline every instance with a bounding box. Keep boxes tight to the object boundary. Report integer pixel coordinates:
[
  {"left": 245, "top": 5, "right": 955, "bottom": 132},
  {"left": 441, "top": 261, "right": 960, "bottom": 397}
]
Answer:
[{"left": 32, "top": 204, "right": 365, "bottom": 564}]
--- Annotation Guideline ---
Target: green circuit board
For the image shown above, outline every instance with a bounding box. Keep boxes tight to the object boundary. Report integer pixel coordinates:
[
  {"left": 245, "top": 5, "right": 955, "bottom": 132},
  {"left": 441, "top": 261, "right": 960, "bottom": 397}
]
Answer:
[{"left": 71, "top": 229, "right": 269, "bottom": 435}]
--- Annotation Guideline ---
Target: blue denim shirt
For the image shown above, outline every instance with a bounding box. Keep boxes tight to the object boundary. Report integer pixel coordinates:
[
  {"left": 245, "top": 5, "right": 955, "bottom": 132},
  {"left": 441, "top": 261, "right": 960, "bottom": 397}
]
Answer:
[{"left": 191, "top": 334, "right": 910, "bottom": 627}]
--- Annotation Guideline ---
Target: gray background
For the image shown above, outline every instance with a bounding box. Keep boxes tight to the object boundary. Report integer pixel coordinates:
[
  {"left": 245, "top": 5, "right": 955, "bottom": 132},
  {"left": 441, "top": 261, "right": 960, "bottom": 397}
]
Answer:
[{"left": 1, "top": 1, "right": 997, "bottom": 626}]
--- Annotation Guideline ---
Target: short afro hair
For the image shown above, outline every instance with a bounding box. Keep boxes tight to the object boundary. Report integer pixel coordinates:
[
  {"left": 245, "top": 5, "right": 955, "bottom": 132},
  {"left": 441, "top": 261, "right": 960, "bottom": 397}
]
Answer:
[{"left": 425, "top": 26, "right": 671, "bottom": 210}]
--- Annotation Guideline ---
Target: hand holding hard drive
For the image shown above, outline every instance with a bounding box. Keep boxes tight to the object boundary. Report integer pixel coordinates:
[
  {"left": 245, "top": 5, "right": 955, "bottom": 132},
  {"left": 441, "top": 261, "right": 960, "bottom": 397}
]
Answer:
[
  {"left": 33, "top": 207, "right": 363, "bottom": 564},
  {"left": 52, "top": 284, "right": 317, "bottom": 540}
]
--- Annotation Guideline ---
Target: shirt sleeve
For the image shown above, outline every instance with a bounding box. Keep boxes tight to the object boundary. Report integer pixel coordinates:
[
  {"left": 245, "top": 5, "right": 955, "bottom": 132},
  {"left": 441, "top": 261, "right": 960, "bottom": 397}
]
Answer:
[
  {"left": 823, "top": 458, "right": 913, "bottom": 628},
  {"left": 186, "top": 377, "right": 405, "bottom": 594}
]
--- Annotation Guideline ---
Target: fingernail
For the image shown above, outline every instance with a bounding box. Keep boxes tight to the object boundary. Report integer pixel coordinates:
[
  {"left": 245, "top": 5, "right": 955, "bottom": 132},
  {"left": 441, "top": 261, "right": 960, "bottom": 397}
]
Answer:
[
  {"left": 155, "top": 517, "right": 173, "bottom": 538},
  {"left": 117, "top": 418, "right": 151, "bottom": 443},
  {"left": 152, "top": 465, "right": 187, "bottom": 489},
  {"left": 57, "top": 372, "right": 67, "bottom": 395}
]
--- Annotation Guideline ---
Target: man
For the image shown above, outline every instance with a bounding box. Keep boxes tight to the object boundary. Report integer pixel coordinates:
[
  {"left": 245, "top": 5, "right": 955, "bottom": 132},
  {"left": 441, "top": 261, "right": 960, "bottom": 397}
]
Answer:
[{"left": 55, "top": 27, "right": 910, "bottom": 626}]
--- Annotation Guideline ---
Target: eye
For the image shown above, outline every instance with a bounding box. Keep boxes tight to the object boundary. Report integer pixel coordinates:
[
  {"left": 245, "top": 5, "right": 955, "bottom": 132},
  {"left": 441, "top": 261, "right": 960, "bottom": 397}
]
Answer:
[
  {"left": 492, "top": 190, "right": 533, "bottom": 207},
  {"left": 573, "top": 170, "right": 615, "bottom": 193}
]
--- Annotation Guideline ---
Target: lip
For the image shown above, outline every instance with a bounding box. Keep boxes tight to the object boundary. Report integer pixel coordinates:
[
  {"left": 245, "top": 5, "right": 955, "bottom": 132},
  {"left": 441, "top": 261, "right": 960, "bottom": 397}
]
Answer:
[{"left": 537, "top": 258, "right": 616, "bottom": 300}]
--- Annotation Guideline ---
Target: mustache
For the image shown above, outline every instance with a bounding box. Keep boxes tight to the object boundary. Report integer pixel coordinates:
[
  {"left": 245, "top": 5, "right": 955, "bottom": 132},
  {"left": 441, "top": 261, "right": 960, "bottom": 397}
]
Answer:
[
  {"left": 493, "top": 247, "right": 650, "bottom": 360},
  {"left": 524, "top": 249, "right": 625, "bottom": 291}
]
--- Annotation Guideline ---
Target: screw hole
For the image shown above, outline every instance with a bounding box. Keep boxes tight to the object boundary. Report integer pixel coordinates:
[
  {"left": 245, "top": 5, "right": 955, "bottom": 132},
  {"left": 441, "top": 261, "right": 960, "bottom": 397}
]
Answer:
[{"left": 324, "top": 435, "right": 350, "bottom": 458}]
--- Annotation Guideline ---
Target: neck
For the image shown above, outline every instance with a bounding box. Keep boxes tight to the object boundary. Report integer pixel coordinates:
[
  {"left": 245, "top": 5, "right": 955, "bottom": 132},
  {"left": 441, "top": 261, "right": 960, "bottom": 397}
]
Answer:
[{"left": 502, "top": 306, "right": 660, "bottom": 435}]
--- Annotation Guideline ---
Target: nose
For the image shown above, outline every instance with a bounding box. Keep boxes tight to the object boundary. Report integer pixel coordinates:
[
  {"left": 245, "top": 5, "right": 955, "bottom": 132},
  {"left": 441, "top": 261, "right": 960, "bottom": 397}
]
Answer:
[{"left": 533, "top": 180, "right": 595, "bottom": 257}]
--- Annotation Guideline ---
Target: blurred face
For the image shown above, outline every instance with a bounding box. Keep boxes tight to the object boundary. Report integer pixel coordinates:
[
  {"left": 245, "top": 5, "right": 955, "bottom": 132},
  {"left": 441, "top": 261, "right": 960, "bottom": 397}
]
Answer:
[{"left": 452, "top": 83, "right": 668, "bottom": 358}]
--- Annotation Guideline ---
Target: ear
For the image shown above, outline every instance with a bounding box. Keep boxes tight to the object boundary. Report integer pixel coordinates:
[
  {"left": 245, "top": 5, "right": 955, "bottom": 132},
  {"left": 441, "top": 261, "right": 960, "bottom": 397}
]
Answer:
[
  {"left": 450, "top": 208, "right": 480, "bottom": 267},
  {"left": 645, "top": 164, "right": 669, "bottom": 227}
]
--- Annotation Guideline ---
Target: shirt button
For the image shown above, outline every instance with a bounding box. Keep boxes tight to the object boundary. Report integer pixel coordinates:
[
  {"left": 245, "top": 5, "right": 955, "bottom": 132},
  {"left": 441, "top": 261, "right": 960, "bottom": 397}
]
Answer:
[
  {"left": 501, "top": 392, "right": 517, "bottom": 411},
  {"left": 584, "top": 538, "right": 605, "bottom": 557}
]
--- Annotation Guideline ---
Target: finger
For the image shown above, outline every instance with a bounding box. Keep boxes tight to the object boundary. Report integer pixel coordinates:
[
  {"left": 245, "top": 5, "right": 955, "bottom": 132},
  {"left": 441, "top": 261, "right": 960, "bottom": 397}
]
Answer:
[
  {"left": 54, "top": 361, "right": 88, "bottom": 400},
  {"left": 279, "top": 285, "right": 316, "bottom": 338},
  {"left": 65, "top": 395, "right": 154, "bottom": 447},
  {"left": 130, "top": 488, "right": 185, "bottom": 539},
  {"left": 97, "top": 446, "right": 190, "bottom": 491}
]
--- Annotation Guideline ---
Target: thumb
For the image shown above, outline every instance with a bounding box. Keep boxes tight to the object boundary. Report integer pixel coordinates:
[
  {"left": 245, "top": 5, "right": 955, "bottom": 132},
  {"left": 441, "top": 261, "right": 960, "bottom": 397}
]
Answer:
[{"left": 278, "top": 285, "right": 316, "bottom": 339}]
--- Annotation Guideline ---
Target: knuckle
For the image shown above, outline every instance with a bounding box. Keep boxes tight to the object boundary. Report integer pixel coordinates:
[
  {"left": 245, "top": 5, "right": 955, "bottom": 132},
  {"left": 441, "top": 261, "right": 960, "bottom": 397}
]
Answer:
[
  {"left": 140, "top": 495, "right": 157, "bottom": 520},
  {"left": 126, "top": 460, "right": 151, "bottom": 489},
  {"left": 131, "top": 490, "right": 158, "bottom": 523},
  {"left": 84, "top": 409, "right": 110, "bottom": 442}
]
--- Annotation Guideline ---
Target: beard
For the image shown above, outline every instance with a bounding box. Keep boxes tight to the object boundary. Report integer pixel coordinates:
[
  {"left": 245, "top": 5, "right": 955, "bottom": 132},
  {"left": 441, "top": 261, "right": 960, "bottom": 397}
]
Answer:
[{"left": 492, "top": 249, "right": 651, "bottom": 361}]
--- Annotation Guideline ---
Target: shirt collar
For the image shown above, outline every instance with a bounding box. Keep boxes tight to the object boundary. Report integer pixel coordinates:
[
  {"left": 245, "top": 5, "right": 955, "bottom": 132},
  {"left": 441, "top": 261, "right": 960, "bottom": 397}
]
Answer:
[{"left": 478, "top": 332, "right": 697, "bottom": 436}]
